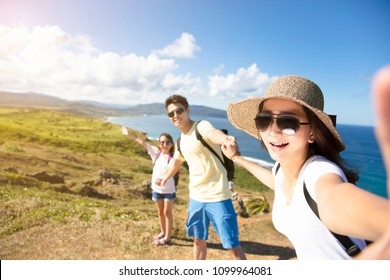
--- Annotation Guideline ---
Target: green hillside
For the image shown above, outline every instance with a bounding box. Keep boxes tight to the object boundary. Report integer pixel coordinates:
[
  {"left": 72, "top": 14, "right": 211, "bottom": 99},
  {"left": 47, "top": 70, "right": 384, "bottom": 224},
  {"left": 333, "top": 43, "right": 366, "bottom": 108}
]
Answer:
[{"left": 0, "top": 107, "right": 280, "bottom": 260}]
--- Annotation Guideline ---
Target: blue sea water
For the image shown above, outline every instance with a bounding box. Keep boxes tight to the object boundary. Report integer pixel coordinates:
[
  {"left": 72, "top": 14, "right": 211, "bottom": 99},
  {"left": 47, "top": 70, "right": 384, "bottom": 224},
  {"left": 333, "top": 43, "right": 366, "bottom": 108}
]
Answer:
[{"left": 108, "top": 115, "right": 388, "bottom": 198}]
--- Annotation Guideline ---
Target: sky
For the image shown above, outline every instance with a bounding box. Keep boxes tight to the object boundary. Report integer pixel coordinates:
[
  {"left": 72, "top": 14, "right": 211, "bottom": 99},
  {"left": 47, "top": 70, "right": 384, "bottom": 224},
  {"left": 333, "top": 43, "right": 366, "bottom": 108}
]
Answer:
[{"left": 0, "top": 0, "right": 389, "bottom": 126}]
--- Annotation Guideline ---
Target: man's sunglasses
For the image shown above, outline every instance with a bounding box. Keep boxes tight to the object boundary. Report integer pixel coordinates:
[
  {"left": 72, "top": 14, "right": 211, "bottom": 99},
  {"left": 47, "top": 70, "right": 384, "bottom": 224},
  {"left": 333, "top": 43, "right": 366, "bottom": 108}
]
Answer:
[
  {"left": 167, "top": 107, "right": 185, "bottom": 118},
  {"left": 159, "top": 140, "right": 172, "bottom": 145},
  {"left": 254, "top": 113, "right": 309, "bottom": 136}
]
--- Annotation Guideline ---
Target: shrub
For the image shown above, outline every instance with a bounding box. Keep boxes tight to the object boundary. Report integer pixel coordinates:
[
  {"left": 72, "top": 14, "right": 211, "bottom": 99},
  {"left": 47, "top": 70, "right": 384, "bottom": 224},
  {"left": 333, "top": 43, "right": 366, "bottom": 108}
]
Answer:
[{"left": 246, "top": 195, "right": 270, "bottom": 216}]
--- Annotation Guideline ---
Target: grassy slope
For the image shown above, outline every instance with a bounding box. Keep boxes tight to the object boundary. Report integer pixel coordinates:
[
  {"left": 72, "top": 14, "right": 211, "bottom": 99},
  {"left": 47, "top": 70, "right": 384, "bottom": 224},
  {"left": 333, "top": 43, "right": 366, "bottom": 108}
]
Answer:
[{"left": 0, "top": 107, "right": 295, "bottom": 260}]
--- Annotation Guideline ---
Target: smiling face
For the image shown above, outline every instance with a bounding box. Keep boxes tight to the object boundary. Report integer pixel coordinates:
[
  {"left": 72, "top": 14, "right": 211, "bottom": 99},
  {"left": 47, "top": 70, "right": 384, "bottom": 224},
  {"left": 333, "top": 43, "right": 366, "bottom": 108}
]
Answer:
[
  {"left": 166, "top": 103, "right": 191, "bottom": 131},
  {"left": 158, "top": 134, "right": 174, "bottom": 154},
  {"left": 259, "top": 98, "right": 313, "bottom": 165}
]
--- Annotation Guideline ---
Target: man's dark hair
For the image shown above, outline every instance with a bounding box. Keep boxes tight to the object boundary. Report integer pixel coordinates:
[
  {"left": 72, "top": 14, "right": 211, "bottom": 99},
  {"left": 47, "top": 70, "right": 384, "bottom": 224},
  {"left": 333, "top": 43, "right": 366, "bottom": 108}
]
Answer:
[{"left": 165, "top": 95, "right": 189, "bottom": 109}]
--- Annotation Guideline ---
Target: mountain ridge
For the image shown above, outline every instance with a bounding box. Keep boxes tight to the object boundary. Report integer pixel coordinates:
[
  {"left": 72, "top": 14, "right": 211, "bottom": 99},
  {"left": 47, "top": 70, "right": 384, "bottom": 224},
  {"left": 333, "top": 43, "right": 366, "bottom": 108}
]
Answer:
[{"left": 0, "top": 91, "right": 227, "bottom": 118}]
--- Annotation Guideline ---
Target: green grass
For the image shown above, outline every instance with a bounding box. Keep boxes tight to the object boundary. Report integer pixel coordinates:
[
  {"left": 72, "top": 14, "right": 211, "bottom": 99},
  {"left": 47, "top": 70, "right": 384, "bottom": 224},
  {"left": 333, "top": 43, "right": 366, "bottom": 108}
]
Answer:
[
  {"left": 0, "top": 182, "right": 157, "bottom": 238},
  {"left": 234, "top": 165, "right": 269, "bottom": 193},
  {"left": 0, "top": 108, "right": 146, "bottom": 155},
  {"left": 0, "top": 185, "right": 100, "bottom": 237},
  {"left": 0, "top": 107, "right": 268, "bottom": 190},
  {"left": 0, "top": 107, "right": 269, "bottom": 242}
]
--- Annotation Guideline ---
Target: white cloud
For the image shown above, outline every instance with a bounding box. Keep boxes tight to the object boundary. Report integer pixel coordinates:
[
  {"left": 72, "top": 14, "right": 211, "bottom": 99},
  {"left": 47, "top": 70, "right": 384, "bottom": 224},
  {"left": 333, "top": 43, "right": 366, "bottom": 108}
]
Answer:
[
  {"left": 153, "top": 32, "right": 201, "bottom": 59},
  {"left": 208, "top": 64, "right": 276, "bottom": 99},
  {"left": 0, "top": 25, "right": 275, "bottom": 109},
  {"left": 0, "top": 25, "right": 180, "bottom": 105},
  {"left": 161, "top": 72, "right": 203, "bottom": 96}
]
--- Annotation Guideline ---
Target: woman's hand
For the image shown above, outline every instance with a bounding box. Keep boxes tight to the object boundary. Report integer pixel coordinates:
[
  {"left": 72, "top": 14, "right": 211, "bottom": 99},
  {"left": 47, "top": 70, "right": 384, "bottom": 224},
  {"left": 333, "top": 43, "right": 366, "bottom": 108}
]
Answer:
[
  {"left": 221, "top": 139, "right": 240, "bottom": 160},
  {"left": 356, "top": 66, "right": 390, "bottom": 259},
  {"left": 155, "top": 177, "right": 164, "bottom": 187}
]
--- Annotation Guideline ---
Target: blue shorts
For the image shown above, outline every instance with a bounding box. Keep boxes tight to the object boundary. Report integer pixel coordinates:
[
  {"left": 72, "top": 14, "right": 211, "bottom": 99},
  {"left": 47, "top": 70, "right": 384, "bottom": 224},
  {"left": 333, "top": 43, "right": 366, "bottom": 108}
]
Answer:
[
  {"left": 186, "top": 198, "right": 240, "bottom": 249},
  {"left": 152, "top": 191, "right": 176, "bottom": 202}
]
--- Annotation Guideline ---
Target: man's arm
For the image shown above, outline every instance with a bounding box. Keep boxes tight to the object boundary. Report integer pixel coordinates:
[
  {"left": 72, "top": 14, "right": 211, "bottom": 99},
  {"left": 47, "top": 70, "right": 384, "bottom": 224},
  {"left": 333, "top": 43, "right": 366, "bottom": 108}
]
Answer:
[
  {"left": 156, "top": 158, "right": 183, "bottom": 186},
  {"left": 206, "top": 128, "right": 235, "bottom": 145}
]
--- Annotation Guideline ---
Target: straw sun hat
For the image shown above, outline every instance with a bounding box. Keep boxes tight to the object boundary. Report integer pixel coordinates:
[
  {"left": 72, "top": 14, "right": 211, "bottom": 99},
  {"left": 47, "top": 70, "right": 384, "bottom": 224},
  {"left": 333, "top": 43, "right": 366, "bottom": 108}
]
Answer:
[{"left": 227, "top": 75, "right": 345, "bottom": 151}]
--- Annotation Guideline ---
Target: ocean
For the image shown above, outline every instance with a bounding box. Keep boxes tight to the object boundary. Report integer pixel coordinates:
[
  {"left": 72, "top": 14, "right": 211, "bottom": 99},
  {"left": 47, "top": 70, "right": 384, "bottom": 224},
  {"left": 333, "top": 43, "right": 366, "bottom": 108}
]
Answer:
[{"left": 108, "top": 115, "right": 388, "bottom": 198}]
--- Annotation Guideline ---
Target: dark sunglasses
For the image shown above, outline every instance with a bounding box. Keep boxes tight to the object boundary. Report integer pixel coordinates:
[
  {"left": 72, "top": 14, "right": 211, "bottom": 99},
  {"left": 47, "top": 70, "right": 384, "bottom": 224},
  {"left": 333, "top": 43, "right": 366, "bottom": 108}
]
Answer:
[
  {"left": 167, "top": 107, "right": 185, "bottom": 118},
  {"left": 254, "top": 113, "right": 309, "bottom": 136},
  {"left": 159, "top": 140, "right": 172, "bottom": 145}
]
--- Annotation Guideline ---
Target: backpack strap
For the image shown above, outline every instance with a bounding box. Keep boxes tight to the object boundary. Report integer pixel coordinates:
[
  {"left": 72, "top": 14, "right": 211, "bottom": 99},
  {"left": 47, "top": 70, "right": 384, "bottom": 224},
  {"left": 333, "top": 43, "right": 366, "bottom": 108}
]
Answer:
[
  {"left": 194, "top": 121, "right": 227, "bottom": 168},
  {"left": 303, "top": 183, "right": 361, "bottom": 257},
  {"left": 176, "top": 135, "right": 190, "bottom": 171},
  {"left": 177, "top": 135, "right": 182, "bottom": 156},
  {"left": 153, "top": 151, "right": 173, "bottom": 165},
  {"left": 176, "top": 121, "right": 219, "bottom": 159},
  {"left": 275, "top": 162, "right": 281, "bottom": 175},
  {"left": 176, "top": 121, "right": 229, "bottom": 176},
  {"left": 275, "top": 162, "right": 361, "bottom": 257}
]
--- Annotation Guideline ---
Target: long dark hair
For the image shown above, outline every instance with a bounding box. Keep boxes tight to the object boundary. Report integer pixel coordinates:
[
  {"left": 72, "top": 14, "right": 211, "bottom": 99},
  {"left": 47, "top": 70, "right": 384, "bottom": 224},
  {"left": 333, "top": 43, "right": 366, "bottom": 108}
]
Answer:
[
  {"left": 159, "top": 133, "right": 175, "bottom": 154},
  {"left": 303, "top": 107, "right": 359, "bottom": 184}
]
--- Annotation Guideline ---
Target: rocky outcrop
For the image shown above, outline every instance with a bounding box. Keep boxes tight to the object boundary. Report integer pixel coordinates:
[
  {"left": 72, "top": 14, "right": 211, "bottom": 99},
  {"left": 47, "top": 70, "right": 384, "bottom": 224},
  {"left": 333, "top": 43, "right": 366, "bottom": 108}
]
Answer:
[{"left": 28, "top": 171, "right": 65, "bottom": 184}]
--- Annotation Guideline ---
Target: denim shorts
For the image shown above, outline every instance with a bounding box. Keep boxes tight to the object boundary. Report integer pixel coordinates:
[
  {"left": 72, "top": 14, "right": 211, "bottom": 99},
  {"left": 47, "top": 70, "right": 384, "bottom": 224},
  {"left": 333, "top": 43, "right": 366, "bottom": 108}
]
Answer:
[
  {"left": 152, "top": 191, "right": 176, "bottom": 202},
  {"left": 186, "top": 198, "right": 240, "bottom": 249}
]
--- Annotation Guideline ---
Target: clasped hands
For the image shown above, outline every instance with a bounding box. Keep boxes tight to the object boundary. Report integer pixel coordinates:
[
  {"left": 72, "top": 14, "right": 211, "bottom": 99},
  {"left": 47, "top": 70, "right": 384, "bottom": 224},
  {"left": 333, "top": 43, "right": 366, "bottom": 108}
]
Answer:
[{"left": 221, "top": 136, "right": 240, "bottom": 160}]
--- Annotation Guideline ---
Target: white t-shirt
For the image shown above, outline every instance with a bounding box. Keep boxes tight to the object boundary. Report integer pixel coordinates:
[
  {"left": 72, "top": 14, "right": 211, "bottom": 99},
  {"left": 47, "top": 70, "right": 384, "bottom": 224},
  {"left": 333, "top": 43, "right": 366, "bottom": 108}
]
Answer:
[
  {"left": 272, "top": 155, "right": 366, "bottom": 259},
  {"left": 146, "top": 144, "right": 175, "bottom": 194}
]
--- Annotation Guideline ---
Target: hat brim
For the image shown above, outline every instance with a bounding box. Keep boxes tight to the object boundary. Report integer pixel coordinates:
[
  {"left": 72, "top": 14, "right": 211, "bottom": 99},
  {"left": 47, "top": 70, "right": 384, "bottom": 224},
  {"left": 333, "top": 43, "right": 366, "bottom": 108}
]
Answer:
[{"left": 227, "top": 95, "right": 345, "bottom": 151}]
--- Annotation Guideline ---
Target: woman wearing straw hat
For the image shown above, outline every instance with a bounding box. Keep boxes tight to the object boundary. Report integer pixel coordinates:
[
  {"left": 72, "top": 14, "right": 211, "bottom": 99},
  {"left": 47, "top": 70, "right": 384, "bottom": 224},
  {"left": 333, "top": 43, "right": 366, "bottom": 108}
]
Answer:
[{"left": 222, "top": 68, "right": 390, "bottom": 259}]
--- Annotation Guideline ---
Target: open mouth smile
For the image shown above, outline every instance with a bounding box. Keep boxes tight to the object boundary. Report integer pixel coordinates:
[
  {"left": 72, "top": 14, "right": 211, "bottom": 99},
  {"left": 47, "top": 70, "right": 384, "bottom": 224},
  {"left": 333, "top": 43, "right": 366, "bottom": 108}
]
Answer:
[{"left": 270, "top": 141, "right": 289, "bottom": 148}]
